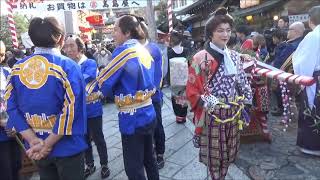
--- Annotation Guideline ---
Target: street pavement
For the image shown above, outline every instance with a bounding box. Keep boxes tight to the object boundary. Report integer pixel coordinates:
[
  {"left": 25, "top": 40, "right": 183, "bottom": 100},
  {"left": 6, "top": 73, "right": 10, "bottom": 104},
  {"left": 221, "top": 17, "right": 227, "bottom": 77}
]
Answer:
[
  {"left": 27, "top": 88, "right": 320, "bottom": 179},
  {"left": 235, "top": 109, "right": 320, "bottom": 180},
  {"left": 86, "top": 88, "right": 249, "bottom": 180}
]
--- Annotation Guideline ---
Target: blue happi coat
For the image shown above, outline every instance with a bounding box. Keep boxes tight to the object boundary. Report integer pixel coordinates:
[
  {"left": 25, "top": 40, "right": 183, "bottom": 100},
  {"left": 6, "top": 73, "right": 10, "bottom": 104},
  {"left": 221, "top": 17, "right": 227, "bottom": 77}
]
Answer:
[
  {"left": 98, "top": 39, "right": 156, "bottom": 135},
  {"left": 77, "top": 56, "right": 103, "bottom": 119},
  {"left": 0, "top": 66, "right": 11, "bottom": 142},
  {"left": 5, "top": 48, "right": 87, "bottom": 157},
  {"left": 145, "top": 41, "right": 163, "bottom": 103}
]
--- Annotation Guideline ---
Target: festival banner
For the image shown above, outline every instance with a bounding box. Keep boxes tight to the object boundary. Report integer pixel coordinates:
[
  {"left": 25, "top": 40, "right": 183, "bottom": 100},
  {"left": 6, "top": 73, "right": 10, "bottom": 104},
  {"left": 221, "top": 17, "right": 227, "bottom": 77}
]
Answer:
[{"left": 11, "top": 0, "right": 159, "bottom": 13}]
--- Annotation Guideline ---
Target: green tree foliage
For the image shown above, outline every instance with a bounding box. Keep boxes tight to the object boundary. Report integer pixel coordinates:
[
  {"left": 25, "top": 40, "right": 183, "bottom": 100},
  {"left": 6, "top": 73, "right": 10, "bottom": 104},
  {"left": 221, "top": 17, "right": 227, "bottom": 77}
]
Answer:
[
  {"left": 234, "top": 17, "right": 245, "bottom": 27},
  {"left": 155, "top": 0, "right": 167, "bottom": 26},
  {"left": 0, "top": 13, "right": 29, "bottom": 48}
]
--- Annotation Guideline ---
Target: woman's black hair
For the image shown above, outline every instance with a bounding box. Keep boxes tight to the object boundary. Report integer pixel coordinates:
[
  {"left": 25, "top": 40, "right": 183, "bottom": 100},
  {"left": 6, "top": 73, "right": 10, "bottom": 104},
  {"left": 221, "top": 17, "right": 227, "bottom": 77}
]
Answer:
[
  {"left": 124, "top": 14, "right": 149, "bottom": 39},
  {"left": 235, "top": 25, "right": 251, "bottom": 36},
  {"left": 279, "top": 16, "right": 289, "bottom": 23},
  {"left": 118, "top": 15, "right": 145, "bottom": 40},
  {"left": 205, "top": 7, "right": 234, "bottom": 39},
  {"left": 272, "top": 29, "right": 287, "bottom": 41},
  {"left": 170, "top": 30, "right": 183, "bottom": 46},
  {"left": 227, "top": 32, "right": 238, "bottom": 48},
  {"left": 28, "top": 17, "right": 65, "bottom": 48}
]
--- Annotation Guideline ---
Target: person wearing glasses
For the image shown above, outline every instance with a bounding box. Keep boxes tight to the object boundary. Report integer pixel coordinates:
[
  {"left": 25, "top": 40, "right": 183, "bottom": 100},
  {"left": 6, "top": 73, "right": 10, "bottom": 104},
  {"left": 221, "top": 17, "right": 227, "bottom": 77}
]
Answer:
[{"left": 273, "top": 22, "right": 305, "bottom": 70}]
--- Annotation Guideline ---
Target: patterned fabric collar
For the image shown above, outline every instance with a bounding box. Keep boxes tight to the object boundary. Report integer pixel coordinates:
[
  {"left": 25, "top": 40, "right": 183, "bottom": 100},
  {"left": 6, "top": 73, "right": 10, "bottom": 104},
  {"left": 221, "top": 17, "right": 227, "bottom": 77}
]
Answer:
[
  {"left": 209, "top": 42, "right": 237, "bottom": 75},
  {"left": 34, "top": 47, "right": 61, "bottom": 56}
]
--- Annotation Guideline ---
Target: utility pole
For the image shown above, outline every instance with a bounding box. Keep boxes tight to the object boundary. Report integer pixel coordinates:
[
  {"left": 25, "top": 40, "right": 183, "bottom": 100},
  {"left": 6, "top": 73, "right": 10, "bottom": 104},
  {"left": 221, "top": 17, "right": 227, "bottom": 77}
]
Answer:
[{"left": 146, "top": 0, "right": 157, "bottom": 41}]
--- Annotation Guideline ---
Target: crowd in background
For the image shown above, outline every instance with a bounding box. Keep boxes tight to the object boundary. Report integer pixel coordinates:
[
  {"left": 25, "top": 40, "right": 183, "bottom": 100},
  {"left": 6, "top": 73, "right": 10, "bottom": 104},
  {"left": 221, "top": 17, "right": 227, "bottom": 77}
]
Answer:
[{"left": 0, "top": 5, "right": 319, "bottom": 180}]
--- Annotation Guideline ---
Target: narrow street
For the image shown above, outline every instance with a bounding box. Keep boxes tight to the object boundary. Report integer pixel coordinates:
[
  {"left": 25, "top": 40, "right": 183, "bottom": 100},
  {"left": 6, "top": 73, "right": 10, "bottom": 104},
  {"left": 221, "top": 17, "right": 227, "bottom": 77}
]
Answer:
[
  {"left": 27, "top": 88, "right": 320, "bottom": 180},
  {"left": 85, "top": 88, "right": 249, "bottom": 180}
]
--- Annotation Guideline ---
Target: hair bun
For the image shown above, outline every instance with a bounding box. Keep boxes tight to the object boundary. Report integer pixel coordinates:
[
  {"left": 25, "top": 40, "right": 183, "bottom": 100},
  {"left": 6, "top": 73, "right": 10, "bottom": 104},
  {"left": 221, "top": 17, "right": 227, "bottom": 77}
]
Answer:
[
  {"left": 215, "top": 7, "right": 228, "bottom": 16},
  {"left": 30, "top": 17, "right": 44, "bottom": 25}
]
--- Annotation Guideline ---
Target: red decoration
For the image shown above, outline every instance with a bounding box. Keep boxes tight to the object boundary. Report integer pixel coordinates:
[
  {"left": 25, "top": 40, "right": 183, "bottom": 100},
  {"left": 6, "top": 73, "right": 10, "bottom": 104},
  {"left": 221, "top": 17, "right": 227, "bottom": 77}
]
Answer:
[
  {"left": 80, "top": 34, "right": 89, "bottom": 42},
  {"left": 6, "top": 0, "right": 19, "bottom": 48},
  {"left": 86, "top": 15, "right": 104, "bottom": 25},
  {"left": 79, "top": 26, "right": 93, "bottom": 32}
]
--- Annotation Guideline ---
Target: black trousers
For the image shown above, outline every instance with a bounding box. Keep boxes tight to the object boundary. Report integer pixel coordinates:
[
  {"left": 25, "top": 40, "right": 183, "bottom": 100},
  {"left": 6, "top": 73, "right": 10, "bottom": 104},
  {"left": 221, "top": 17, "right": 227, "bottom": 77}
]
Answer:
[
  {"left": 37, "top": 152, "right": 85, "bottom": 180},
  {"left": 121, "top": 121, "right": 159, "bottom": 180},
  {"left": 171, "top": 96, "right": 188, "bottom": 117},
  {"left": 85, "top": 116, "right": 108, "bottom": 166},
  {"left": 273, "top": 86, "right": 283, "bottom": 109},
  {"left": 0, "top": 140, "right": 21, "bottom": 180},
  {"left": 153, "top": 101, "right": 165, "bottom": 155}
]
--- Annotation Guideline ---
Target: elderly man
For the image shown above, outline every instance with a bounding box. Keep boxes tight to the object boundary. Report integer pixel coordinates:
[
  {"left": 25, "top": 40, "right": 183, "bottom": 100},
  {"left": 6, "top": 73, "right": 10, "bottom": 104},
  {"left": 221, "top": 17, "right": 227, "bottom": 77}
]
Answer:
[
  {"left": 273, "top": 22, "right": 305, "bottom": 70},
  {"left": 271, "top": 22, "right": 305, "bottom": 116},
  {"left": 293, "top": 6, "right": 320, "bottom": 156},
  {"left": 64, "top": 36, "right": 110, "bottom": 178}
]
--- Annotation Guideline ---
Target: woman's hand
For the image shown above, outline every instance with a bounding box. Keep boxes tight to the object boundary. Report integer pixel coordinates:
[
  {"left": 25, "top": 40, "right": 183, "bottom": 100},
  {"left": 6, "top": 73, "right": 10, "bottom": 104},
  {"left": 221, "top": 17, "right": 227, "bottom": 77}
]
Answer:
[
  {"left": 37, "top": 144, "right": 52, "bottom": 160},
  {"left": 5, "top": 128, "right": 16, "bottom": 137},
  {"left": 26, "top": 138, "right": 45, "bottom": 160},
  {"left": 0, "top": 118, "right": 7, "bottom": 127},
  {"left": 26, "top": 138, "right": 53, "bottom": 160}
]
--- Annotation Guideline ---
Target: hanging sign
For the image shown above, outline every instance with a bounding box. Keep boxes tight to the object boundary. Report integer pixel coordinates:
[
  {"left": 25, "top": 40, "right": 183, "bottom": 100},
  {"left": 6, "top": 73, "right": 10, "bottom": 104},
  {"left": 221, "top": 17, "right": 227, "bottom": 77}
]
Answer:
[
  {"left": 11, "top": 0, "right": 150, "bottom": 13},
  {"left": 288, "top": 14, "right": 309, "bottom": 24}
]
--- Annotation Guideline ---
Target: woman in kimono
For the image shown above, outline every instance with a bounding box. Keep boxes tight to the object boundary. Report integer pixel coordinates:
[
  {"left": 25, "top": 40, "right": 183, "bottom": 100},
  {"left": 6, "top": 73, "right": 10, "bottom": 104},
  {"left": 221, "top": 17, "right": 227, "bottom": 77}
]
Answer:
[
  {"left": 168, "top": 31, "right": 190, "bottom": 123},
  {"left": 186, "top": 8, "right": 252, "bottom": 180}
]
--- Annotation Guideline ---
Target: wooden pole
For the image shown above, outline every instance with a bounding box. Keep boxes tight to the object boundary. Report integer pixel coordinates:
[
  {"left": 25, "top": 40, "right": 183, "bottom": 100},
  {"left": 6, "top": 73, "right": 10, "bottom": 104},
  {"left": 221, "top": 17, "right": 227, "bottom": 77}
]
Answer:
[{"left": 146, "top": 0, "right": 157, "bottom": 41}]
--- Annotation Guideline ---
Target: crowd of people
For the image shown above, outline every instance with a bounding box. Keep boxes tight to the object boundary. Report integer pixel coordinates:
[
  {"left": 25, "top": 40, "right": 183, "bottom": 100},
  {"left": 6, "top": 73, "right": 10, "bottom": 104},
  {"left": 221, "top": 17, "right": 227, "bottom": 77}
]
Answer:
[{"left": 0, "top": 4, "right": 319, "bottom": 180}]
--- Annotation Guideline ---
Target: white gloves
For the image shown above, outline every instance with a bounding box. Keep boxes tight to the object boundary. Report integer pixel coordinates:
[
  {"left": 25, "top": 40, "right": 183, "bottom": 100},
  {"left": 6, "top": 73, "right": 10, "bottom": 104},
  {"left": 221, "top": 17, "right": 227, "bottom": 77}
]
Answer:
[{"left": 201, "top": 94, "right": 220, "bottom": 114}]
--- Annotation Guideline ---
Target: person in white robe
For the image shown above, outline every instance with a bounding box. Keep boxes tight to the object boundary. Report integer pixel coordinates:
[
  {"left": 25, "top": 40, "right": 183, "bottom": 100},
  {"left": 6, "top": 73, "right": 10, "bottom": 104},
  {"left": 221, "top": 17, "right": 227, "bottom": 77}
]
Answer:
[{"left": 292, "top": 5, "right": 320, "bottom": 156}]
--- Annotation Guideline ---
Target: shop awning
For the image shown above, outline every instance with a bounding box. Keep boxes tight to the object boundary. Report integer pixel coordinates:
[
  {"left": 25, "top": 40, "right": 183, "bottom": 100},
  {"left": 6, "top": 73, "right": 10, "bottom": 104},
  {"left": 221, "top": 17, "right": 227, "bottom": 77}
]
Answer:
[
  {"left": 181, "top": 14, "right": 201, "bottom": 23},
  {"left": 231, "top": 0, "right": 284, "bottom": 17},
  {"left": 175, "top": 0, "right": 215, "bottom": 16}
]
